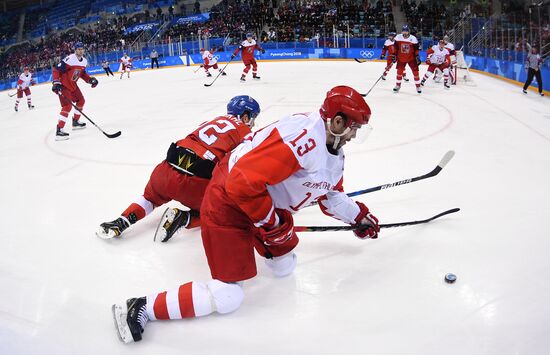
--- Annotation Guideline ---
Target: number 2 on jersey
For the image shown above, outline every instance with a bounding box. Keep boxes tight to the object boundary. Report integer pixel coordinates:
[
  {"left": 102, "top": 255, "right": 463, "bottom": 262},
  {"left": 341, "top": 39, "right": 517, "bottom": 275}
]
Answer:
[{"left": 198, "top": 120, "right": 236, "bottom": 145}]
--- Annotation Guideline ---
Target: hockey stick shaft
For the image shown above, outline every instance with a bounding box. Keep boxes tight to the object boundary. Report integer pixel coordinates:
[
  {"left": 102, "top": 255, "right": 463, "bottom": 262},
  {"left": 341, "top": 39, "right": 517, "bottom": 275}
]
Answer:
[
  {"left": 59, "top": 93, "right": 121, "bottom": 138},
  {"left": 361, "top": 72, "right": 385, "bottom": 97},
  {"left": 194, "top": 65, "right": 203, "bottom": 73},
  {"left": 8, "top": 91, "right": 17, "bottom": 97},
  {"left": 347, "top": 150, "right": 455, "bottom": 197},
  {"left": 204, "top": 57, "right": 233, "bottom": 87},
  {"left": 294, "top": 208, "right": 460, "bottom": 232},
  {"left": 307, "top": 150, "right": 455, "bottom": 207},
  {"left": 354, "top": 58, "right": 367, "bottom": 63}
]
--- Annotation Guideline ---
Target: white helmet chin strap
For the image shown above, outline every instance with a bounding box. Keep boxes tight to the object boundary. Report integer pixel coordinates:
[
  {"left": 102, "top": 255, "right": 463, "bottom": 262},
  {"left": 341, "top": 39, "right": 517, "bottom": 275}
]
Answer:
[{"left": 326, "top": 118, "right": 351, "bottom": 150}]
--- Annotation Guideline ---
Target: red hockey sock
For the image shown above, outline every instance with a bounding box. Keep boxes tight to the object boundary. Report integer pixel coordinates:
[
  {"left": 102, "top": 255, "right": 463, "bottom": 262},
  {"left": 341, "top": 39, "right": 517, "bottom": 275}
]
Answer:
[{"left": 122, "top": 203, "right": 147, "bottom": 224}]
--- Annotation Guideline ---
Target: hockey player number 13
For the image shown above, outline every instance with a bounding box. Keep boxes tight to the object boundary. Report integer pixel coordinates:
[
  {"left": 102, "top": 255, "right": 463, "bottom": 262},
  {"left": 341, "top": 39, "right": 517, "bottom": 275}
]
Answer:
[
  {"left": 289, "top": 128, "right": 316, "bottom": 157},
  {"left": 198, "top": 120, "right": 236, "bottom": 145}
]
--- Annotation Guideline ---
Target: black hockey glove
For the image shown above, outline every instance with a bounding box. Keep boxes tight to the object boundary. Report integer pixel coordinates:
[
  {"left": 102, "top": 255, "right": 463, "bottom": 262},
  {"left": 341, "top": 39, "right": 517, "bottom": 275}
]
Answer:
[
  {"left": 415, "top": 55, "right": 421, "bottom": 66},
  {"left": 380, "top": 54, "right": 386, "bottom": 60},
  {"left": 231, "top": 54, "right": 236, "bottom": 59},
  {"left": 391, "top": 55, "right": 397, "bottom": 63},
  {"left": 89, "top": 77, "right": 98, "bottom": 88},
  {"left": 261, "top": 48, "right": 265, "bottom": 54},
  {"left": 52, "top": 81, "right": 62, "bottom": 94}
]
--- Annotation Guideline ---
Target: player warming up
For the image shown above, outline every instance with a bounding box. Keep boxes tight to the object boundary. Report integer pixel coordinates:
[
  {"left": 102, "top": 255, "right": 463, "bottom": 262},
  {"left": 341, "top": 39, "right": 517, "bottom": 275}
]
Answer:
[
  {"left": 14, "top": 67, "right": 35, "bottom": 112},
  {"left": 200, "top": 48, "right": 226, "bottom": 77},
  {"left": 421, "top": 39, "right": 451, "bottom": 89},
  {"left": 393, "top": 25, "right": 421, "bottom": 93},
  {"left": 111, "top": 86, "right": 380, "bottom": 343},
  {"left": 96, "top": 96, "right": 261, "bottom": 242},
  {"left": 119, "top": 54, "right": 132, "bottom": 79},
  {"left": 380, "top": 33, "right": 408, "bottom": 82},
  {"left": 231, "top": 33, "right": 265, "bottom": 82},
  {"left": 51, "top": 42, "right": 98, "bottom": 140}
]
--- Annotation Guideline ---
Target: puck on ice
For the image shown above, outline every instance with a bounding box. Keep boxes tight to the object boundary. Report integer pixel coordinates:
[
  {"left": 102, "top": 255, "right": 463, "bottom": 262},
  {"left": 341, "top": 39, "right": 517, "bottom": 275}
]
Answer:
[{"left": 444, "top": 273, "right": 457, "bottom": 284}]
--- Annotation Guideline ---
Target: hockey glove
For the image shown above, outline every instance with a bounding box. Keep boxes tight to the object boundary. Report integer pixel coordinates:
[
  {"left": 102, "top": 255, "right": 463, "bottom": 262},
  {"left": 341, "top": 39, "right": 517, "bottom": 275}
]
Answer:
[
  {"left": 261, "top": 48, "right": 266, "bottom": 54},
  {"left": 89, "top": 77, "right": 98, "bottom": 88},
  {"left": 52, "top": 81, "right": 62, "bottom": 94},
  {"left": 391, "top": 55, "right": 397, "bottom": 63},
  {"left": 231, "top": 54, "right": 236, "bottom": 60},
  {"left": 352, "top": 202, "right": 380, "bottom": 239},
  {"left": 259, "top": 208, "right": 296, "bottom": 246},
  {"left": 380, "top": 54, "right": 386, "bottom": 60},
  {"left": 415, "top": 55, "right": 421, "bottom": 66}
]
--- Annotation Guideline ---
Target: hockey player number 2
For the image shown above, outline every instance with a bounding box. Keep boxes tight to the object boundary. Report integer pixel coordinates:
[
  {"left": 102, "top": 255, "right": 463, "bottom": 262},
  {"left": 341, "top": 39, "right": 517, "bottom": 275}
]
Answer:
[
  {"left": 289, "top": 128, "right": 316, "bottom": 157},
  {"left": 198, "top": 120, "right": 236, "bottom": 145}
]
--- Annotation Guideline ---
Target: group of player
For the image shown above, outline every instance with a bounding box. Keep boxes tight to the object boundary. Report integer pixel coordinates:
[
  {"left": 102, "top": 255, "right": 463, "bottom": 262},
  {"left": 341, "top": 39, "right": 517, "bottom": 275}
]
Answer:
[{"left": 381, "top": 25, "right": 456, "bottom": 93}]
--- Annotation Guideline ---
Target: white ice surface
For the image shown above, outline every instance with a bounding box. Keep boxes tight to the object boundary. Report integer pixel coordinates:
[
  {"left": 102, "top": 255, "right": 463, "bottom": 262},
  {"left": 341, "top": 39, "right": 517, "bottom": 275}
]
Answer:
[{"left": 1, "top": 61, "right": 550, "bottom": 355}]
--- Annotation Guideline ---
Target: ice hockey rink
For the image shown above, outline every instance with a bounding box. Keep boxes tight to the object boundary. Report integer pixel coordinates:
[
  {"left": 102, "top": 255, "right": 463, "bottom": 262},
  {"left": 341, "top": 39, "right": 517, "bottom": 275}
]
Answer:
[{"left": 1, "top": 60, "right": 550, "bottom": 355}]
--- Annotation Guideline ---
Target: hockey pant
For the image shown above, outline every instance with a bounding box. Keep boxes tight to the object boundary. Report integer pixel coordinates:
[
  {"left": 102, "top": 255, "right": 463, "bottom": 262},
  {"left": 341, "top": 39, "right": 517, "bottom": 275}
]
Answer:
[
  {"left": 242, "top": 59, "right": 258, "bottom": 77},
  {"left": 396, "top": 61, "right": 420, "bottom": 88}
]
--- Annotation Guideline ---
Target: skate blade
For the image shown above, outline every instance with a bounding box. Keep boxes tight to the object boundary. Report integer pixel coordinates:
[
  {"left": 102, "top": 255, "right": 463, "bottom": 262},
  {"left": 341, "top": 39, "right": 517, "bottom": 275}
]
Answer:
[
  {"left": 72, "top": 126, "right": 86, "bottom": 130},
  {"left": 153, "top": 207, "right": 173, "bottom": 242},
  {"left": 112, "top": 303, "right": 133, "bottom": 343},
  {"left": 55, "top": 135, "right": 69, "bottom": 141},
  {"left": 95, "top": 227, "right": 118, "bottom": 239}
]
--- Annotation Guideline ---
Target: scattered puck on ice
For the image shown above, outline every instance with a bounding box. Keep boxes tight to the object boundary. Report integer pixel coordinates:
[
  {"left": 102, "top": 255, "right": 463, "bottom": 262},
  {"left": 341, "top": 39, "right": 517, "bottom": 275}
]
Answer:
[{"left": 444, "top": 273, "right": 457, "bottom": 284}]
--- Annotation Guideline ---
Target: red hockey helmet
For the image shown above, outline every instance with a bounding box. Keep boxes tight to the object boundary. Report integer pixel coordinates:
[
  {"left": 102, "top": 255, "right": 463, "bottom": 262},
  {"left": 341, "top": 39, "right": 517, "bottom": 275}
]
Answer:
[
  {"left": 199, "top": 48, "right": 205, "bottom": 52},
  {"left": 320, "top": 86, "right": 371, "bottom": 127}
]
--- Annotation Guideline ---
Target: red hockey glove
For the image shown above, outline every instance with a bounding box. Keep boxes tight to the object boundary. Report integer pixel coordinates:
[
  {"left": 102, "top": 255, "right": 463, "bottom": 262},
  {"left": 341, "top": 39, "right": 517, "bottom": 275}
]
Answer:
[
  {"left": 391, "top": 55, "right": 397, "bottom": 63},
  {"left": 89, "top": 77, "right": 98, "bottom": 88},
  {"left": 259, "top": 209, "right": 296, "bottom": 246},
  {"left": 353, "top": 202, "right": 380, "bottom": 239}
]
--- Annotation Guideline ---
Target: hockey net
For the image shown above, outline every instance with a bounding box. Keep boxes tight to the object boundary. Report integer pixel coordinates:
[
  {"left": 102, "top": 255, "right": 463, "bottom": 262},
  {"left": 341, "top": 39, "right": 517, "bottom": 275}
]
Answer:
[{"left": 453, "top": 50, "right": 476, "bottom": 86}]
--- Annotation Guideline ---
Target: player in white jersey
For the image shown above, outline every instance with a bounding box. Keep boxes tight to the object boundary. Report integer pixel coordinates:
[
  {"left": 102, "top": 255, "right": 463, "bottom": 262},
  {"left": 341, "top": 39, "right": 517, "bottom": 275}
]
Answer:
[
  {"left": 119, "top": 54, "right": 132, "bottom": 79},
  {"left": 112, "top": 86, "right": 380, "bottom": 343},
  {"left": 199, "top": 48, "right": 226, "bottom": 77},
  {"left": 14, "top": 67, "right": 35, "bottom": 112},
  {"left": 421, "top": 39, "right": 451, "bottom": 89},
  {"left": 434, "top": 35, "right": 456, "bottom": 83}
]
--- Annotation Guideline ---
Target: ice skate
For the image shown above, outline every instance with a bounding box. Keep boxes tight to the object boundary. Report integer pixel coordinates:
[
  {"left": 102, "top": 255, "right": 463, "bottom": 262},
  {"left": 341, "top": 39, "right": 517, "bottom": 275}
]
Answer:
[
  {"left": 96, "top": 216, "right": 130, "bottom": 239},
  {"left": 240, "top": 76, "right": 246, "bottom": 82},
  {"left": 416, "top": 87, "right": 422, "bottom": 94},
  {"left": 253, "top": 75, "right": 261, "bottom": 80},
  {"left": 14, "top": 105, "right": 18, "bottom": 112},
  {"left": 220, "top": 71, "right": 227, "bottom": 76},
  {"left": 154, "top": 208, "right": 198, "bottom": 242},
  {"left": 444, "top": 82, "right": 450, "bottom": 89},
  {"left": 55, "top": 127, "right": 69, "bottom": 140},
  {"left": 28, "top": 104, "right": 35, "bottom": 109},
  {"left": 393, "top": 85, "right": 401, "bottom": 93},
  {"left": 403, "top": 76, "right": 409, "bottom": 82},
  {"left": 206, "top": 72, "right": 212, "bottom": 77},
  {"left": 112, "top": 297, "right": 148, "bottom": 343},
  {"left": 381, "top": 74, "right": 387, "bottom": 80},
  {"left": 541, "top": 93, "right": 545, "bottom": 97},
  {"left": 420, "top": 79, "right": 426, "bottom": 86},
  {"left": 523, "top": 89, "right": 528, "bottom": 94},
  {"left": 72, "top": 119, "right": 86, "bottom": 130}
]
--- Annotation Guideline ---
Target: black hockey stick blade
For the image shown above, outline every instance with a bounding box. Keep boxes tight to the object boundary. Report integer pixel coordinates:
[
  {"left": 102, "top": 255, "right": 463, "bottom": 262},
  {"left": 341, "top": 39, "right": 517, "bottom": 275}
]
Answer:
[
  {"left": 294, "top": 208, "right": 460, "bottom": 232},
  {"left": 104, "top": 130, "right": 122, "bottom": 138},
  {"left": 354, "top": 58, "right": 367, "bottom": 63}
]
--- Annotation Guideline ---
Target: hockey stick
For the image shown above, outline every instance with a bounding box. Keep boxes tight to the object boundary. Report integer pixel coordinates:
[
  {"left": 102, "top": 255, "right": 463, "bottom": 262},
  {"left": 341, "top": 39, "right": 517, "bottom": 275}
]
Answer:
[
  {"left": 59, "top": 93, "right": 121, "bottom": 138},
  {"left": 8, "top": 91, "right": 17, "bottom": 97},
  {"left": 193, "top": 65, "right": 203, "bottom": 73},
  {"left": 354, "top": 58, "right": 367, "bottom": 63},
  {"left": 204, "top": 57, "right": 233, "bottom": 87},
  {"left": 294, "top": 208, "right": 460, "bottom": 232},
  {"left": 308, "top": 150, "right": 455, "bottom": 207},
  {"left": 361, "top": 72, "right": 385, "bottom": 97}
]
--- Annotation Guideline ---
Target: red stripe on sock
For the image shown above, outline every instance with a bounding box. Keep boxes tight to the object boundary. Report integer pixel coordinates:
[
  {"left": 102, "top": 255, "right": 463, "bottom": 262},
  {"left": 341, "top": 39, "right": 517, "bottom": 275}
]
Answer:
[
  {"left": 154, "top": 291, "right": 169, "bottom": 319},
  {"left": 178, "top": 282, "right": 195, "bottom": 318}
]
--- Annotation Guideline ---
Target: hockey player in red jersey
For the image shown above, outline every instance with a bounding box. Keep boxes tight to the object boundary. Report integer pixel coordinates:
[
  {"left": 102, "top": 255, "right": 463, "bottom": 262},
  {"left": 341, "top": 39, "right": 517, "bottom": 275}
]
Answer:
[
  {"left": 97, "top": 96, "right": 261, "bottom": 242},
  {"left": 421, "top": 39, "right": 451, "bottom": 89},
  {"left": 393, "top": 25, "right": 422, "bottom": 93},
  {"left": 199, "top": 48, "right": 226, "bottom": 77},
  {"left": 119, "top": 54, "right": 132, "bottom": 79},
  {"left": 51, "top": 42, "right": 98, "bottom": 140},
  {"left": 14, "top": 67, "right": 35, "bottom": 112},
  {"left": 380, "top": 33, "right": 408, "bottom": 82},
  {"left": 111, "top": 86, "right": 380, "bottom": 343},
  {"left": 231, "top": 33, "right": 265, "bottom": 82}
]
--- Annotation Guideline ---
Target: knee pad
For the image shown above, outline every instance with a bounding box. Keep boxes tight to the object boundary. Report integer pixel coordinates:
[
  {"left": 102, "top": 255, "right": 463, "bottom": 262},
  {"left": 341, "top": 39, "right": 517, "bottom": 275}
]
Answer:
[
  {"left": 265, "top": 251, "right": 297, "bottom": 277},
  {"left": 206, "top": 280, "right": 244, "bottom": 314}
]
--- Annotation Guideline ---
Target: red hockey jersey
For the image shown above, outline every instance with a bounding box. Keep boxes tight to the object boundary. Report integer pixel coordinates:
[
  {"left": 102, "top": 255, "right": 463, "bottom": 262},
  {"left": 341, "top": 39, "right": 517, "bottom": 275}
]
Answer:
[{"left": 52, "top": 54, "right": 91, "bottom": 92}]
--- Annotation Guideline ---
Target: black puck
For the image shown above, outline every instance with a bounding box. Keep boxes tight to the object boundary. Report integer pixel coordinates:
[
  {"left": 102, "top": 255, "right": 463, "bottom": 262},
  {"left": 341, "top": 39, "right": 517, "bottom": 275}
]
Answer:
[{"left": 444, "top": 273, "right": 457, "bottom": 284}]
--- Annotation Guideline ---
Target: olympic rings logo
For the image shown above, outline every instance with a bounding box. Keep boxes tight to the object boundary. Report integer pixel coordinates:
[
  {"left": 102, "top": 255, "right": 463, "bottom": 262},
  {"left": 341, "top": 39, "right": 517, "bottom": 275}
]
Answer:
[{"left": 360, "top": 50, "right": 374, "bottom": 58}]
